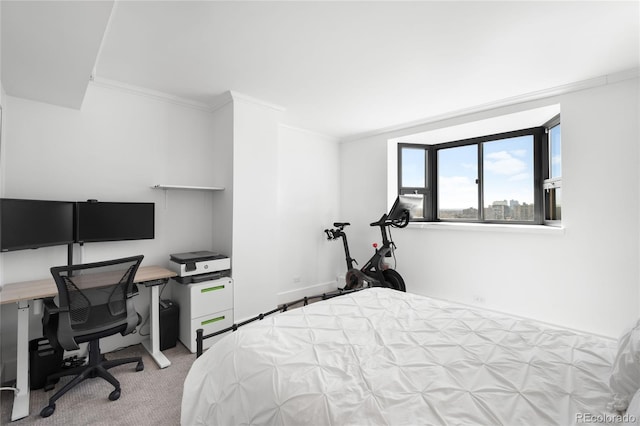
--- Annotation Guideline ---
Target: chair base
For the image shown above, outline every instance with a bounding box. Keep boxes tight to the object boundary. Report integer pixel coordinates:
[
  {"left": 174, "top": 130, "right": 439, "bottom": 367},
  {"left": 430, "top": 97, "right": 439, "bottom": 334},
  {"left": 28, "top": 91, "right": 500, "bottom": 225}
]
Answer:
[{"left": 40, "top": 340, "right": 143, "bottom": 418}]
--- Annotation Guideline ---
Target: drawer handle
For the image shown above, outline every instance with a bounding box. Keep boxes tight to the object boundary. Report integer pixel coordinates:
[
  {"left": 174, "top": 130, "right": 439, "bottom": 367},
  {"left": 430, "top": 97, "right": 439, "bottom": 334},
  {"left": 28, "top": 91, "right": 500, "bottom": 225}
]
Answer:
[
  {"left": 201, "top": 285, "right": 225, "bottom": 293},
  {"left": 201, "top": 316, "right": 225, "bottom": 326}
]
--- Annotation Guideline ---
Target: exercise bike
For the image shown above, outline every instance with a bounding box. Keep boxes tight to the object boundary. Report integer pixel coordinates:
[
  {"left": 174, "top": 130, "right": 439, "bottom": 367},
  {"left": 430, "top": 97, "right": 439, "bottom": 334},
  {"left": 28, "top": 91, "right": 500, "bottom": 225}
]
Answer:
[{"left": 324, "top": 196, "right": 413, "bottom": 292}]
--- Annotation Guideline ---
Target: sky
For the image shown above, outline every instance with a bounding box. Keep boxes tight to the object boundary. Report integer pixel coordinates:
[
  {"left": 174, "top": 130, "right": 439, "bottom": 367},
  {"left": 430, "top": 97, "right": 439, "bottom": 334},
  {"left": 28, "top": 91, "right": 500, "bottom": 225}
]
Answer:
[{"left": 550, "top": 124, "right": 562, "bottom": 179}]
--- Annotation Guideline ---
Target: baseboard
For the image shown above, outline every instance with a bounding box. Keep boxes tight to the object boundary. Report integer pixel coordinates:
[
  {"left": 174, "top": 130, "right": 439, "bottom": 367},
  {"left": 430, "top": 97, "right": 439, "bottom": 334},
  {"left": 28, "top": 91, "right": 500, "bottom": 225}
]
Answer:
[
  {"left": 276, "top": 281, "right": 339, "bottom": 306},
  {"left": 231, "top": 281, "right": 340, "bottom": 325}
]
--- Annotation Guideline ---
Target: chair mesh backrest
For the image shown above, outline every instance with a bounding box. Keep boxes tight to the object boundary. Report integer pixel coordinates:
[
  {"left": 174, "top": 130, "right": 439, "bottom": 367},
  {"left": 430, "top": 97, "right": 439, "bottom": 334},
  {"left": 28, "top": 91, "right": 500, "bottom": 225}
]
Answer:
[{"left": 51, "top": 256, "right": 142, "bottom": 331}]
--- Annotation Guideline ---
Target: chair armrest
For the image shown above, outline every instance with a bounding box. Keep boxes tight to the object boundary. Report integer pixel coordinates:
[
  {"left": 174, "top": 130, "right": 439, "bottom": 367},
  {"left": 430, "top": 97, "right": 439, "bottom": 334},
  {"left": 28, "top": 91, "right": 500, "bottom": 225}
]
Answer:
[
  {"left": 42, "top": 297, "right": 59, "bottom": 311},
  {"left": 128, "top": 283, "right": 139, "bottom": 297},
  {"left": 42, "top": 298, "right": 60, "bottom": 324}
]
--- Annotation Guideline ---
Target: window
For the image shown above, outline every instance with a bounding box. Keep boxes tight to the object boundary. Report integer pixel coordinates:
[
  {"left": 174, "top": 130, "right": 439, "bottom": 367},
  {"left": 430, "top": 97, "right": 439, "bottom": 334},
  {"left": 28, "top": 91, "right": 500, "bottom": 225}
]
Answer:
[
  {"left": 438, "top": 144, "right": 478, "bottom": 220},
  {"left": 398, "top": 118, "right": 560, "bottom": 225},
  {"left": 544, "top": 116, "right": 561, "bottom": 223},
  {"left": 398, "top": 144, "right": 429, "bottom": 220}
]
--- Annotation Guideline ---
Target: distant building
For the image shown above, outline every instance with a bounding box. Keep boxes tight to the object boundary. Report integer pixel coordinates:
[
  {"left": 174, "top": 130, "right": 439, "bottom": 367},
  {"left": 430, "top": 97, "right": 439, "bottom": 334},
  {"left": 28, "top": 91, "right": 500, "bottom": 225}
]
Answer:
[
  {"left": 461, "top": 207, "right": 478, "bottom": 219},
  {"left": 440, "top": 199, "right": 534, "bottom": 221},
  {"left": 513, "top": 202, "right": 534, "bottom": 221}
]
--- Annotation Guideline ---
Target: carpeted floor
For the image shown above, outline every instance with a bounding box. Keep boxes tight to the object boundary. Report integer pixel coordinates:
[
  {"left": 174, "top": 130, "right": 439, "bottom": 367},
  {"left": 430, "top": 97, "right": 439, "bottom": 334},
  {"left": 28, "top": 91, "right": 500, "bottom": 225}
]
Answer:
[{"left": 0, "top": 342, "right": 195, "bottom": 426}]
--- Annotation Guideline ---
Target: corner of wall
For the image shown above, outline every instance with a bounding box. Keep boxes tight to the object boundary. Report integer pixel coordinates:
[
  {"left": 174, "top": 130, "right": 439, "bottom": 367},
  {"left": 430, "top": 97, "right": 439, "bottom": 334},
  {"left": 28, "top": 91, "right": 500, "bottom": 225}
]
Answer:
[
  {"left": 1, "top": 85, "right": 6, "bottom": 288},
  {"left": 1, "top": 88, "right": 5, "bottom": 198}
]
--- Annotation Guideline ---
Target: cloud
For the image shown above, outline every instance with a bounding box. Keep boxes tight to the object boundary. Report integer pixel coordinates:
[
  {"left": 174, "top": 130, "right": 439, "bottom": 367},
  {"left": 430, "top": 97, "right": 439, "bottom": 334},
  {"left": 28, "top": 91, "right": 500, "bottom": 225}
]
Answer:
[
  {"left": 508, "top": 173, "right": 530, "bottom": 181},
  {"left": 462, "top": 162, "right": 477, "bottom": 171},
  {"left": 438, "top": 175, "right": 477, "bottom": 209},
  {"left": 484, "top": 150, "right": 527, "bottom": 176}
]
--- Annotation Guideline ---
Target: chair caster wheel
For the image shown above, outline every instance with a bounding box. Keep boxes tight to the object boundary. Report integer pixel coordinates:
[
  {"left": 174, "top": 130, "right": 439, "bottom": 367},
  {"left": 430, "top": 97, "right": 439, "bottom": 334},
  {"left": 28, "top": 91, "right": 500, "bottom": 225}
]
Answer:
[
  {"left": 40, "top": 404, "right": 55, "bottom": 418},
  {"left": 136, "top": 361, "right": 144, "bottom": 372},
  {"left": 109, "top": 389, "right": 121, "bottom": 401}
]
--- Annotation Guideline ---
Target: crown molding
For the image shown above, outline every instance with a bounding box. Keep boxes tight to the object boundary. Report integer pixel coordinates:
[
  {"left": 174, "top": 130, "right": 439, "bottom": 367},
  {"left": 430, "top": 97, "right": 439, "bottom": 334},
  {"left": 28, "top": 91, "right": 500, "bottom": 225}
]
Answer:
[
  {"left": 208, "top": 91, "right": 234, "bottom": 113},
  {"left": 278, "top": 123, "right": 338, "bottom": 141},
  {"left": 228, "top": 90, "right": 286, "bottom": 112},
  {"left": 341, "top": 67, "right": 640, "bottom": 143},
  {"left": 90, "top": 79, "right": 287, "bottom": 116},
  {"left": 209, "top": 90, "right": 286, "bottom": 114},
  {"left": 90, "top": 77, "right": 212, "bottom": 112}
]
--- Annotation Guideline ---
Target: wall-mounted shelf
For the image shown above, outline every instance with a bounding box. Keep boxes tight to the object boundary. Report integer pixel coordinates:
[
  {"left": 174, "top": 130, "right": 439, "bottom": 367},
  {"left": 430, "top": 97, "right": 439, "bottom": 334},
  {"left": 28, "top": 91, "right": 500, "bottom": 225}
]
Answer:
[{"left": 151, "top": 185, "right": 224, "bottom": 191}]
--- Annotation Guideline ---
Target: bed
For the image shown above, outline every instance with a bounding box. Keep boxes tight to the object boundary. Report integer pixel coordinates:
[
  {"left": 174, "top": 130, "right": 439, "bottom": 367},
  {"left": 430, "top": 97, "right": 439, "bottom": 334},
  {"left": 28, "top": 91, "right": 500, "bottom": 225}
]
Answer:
[{"left": 181, "top": 288, "right": 638, "bottom": 425}]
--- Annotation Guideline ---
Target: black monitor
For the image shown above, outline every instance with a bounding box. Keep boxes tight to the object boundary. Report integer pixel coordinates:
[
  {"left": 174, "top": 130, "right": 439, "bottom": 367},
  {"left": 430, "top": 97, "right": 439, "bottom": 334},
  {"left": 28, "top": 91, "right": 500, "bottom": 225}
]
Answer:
[
  {"left": 388, "top": 195, "right": 422, "bottom": 222},
  {"left": 76, "top": 201, "right": 154, "bottom": 244},
  {"left": 0, "top": 198, "right": 75, "bottom": 252}
]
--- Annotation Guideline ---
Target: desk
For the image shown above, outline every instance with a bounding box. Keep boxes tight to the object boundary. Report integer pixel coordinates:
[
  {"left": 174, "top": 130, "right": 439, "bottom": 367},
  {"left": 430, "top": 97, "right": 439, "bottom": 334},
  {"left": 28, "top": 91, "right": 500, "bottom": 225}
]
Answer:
[{"left": 0, "top": 265, "right": 177, "bottom": 421}]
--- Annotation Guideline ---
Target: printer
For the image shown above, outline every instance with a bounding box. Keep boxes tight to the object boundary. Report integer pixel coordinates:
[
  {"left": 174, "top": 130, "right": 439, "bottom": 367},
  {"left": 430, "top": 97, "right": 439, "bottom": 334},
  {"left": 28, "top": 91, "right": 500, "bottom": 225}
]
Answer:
[{"left": 169, "top": 250, "right": 231, "bottom": 284}]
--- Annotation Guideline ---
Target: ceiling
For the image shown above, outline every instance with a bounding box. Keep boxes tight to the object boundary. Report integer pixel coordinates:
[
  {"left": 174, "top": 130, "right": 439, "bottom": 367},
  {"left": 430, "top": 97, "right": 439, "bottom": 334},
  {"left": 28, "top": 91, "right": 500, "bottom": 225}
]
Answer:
[{"left": 2, "top": 1, "right": 639, "bottom": 139}]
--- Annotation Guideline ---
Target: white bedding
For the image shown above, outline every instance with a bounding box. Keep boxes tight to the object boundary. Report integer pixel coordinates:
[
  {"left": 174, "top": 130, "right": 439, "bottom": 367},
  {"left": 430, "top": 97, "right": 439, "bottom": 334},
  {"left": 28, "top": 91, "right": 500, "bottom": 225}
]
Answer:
[{"left": 182, "top": 288, "right": 618, "bottom": 425}]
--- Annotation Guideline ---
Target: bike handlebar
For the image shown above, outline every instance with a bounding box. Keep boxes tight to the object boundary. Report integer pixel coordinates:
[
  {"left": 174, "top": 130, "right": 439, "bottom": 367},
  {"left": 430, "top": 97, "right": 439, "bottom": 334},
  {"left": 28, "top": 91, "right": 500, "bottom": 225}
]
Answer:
[
  {"left": 324, "top": 227, "right": 346, "bottom": 240},
  {"left": 369, "top": 214, "right": 388, "bottom": 227},
  {"left": 325, "top": 222, "right": 350, "bottom": 240},
  {"left": 369, "top": 210, "right": 410, "bottom": 228}
]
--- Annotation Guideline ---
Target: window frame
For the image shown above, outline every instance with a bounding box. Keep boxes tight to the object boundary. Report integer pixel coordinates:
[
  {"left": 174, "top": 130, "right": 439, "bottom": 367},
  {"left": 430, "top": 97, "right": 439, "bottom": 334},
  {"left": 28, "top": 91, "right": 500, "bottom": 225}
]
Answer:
[
  {"left": 542, "top": 114, "right": 562, "bottom": 225},
  {"left": 397, "top": 143, "right": 436, "bottom": 221},
  {"left": 398, "top": 125, "right": 551, "bottom": 225}
]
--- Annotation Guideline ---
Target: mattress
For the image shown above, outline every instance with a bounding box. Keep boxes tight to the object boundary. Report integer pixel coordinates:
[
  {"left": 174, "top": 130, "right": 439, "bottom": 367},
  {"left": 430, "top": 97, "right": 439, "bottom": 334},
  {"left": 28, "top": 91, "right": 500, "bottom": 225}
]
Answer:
[{"left": 181, "top": 288, "right": 618, "bottom": 425}]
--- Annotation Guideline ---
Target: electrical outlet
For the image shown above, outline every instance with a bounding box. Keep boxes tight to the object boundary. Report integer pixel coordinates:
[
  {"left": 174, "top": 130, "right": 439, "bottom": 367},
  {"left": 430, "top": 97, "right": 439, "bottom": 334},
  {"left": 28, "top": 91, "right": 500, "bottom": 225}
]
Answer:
[{"left": 473, "top": 295, "right": 486, "bottom": 304}]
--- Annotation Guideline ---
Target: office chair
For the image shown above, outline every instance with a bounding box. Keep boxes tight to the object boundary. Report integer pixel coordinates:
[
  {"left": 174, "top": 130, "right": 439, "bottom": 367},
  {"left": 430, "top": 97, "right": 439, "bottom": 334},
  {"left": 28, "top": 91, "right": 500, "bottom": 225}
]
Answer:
[{"left": 39, "top": 255, "right": 145, "bottom": 418}]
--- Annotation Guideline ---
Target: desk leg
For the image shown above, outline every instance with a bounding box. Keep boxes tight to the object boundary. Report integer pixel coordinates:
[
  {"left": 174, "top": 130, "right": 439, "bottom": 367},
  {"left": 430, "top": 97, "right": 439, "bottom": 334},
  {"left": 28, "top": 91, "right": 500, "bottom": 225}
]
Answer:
[
  {"left": 141, "top": 285, "right": 171, "bottom": 369},
  {"left": 11, "top": 300, "right": 30, "bottom": 421}
]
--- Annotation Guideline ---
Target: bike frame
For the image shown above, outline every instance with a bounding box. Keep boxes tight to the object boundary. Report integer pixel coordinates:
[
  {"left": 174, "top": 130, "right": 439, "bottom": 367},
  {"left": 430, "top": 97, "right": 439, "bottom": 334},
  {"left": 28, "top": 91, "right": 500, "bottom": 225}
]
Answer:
[
  {"left": 325, "top": 213, "right": 396, "bottom": 288},
  {"left": 361, "top": 214, "right": 395, "bottom": 286},
  {"left": 330, "top": 227, "right": 357, "bottom": 271}
]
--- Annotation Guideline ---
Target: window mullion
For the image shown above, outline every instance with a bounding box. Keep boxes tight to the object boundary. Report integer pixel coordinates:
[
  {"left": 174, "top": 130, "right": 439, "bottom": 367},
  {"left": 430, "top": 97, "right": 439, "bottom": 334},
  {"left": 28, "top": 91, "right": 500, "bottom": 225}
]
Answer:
[
  {"left": 478, "top": 143, "right": 484, "bottom": 221},
  {"left": 427, "top": 146, "right": 436, "bottom": 221},
  {"left": 534, "top": 129, "right": 544, "bottom": 224}
]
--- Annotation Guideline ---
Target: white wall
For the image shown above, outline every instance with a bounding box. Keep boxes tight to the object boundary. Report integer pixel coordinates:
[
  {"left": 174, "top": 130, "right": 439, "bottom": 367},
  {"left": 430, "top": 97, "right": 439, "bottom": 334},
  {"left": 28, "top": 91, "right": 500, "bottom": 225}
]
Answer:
[
  {"left": 276, "top": 125, "right": 342, "bottom": 301},
  {"left": 207, "top": 96, "right": 344, "bottom": 320},
  {"left": 209, "top": 100, "right": 234, "bottom": 258},
  {"left": 340, "top": 76, "right": 639, "bottom": 338},
  {"left": 230, "top": 97, "right": 281, "bottom": 320},
  {"left": 1, "top": 84, "right": 218, "bottom": 273}
]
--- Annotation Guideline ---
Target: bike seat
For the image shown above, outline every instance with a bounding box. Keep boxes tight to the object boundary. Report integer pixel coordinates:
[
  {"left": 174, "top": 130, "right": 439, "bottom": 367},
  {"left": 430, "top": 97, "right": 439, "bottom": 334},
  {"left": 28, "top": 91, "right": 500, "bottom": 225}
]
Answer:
[{"left": 333, "top": 222, "right": 350, "bottom": 228}]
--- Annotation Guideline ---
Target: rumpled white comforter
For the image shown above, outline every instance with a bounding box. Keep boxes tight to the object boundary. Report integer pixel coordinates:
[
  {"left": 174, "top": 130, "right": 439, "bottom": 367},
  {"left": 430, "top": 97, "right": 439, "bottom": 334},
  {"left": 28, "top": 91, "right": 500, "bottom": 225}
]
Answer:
[{"left": 181, "top": 288, "right": 617, "bottom": 425}]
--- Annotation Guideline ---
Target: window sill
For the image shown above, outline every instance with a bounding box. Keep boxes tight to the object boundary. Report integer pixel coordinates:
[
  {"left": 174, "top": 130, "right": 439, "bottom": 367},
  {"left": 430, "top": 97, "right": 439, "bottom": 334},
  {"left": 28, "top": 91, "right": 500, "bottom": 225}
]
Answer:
[{"left": 409, "top": 221, "right": 565, "bottom": 235}]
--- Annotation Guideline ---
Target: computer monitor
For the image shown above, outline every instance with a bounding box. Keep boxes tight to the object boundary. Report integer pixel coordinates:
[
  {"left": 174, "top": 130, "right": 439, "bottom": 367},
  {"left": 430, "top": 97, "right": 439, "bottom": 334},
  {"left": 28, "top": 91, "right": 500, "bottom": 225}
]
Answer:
[
  {"left": 0, "top": 198, "right": 75, "bottom": 252},
  {"left": 76, "top": 201, "right": 155, "bottom": 243},
  {"left": 387, "top": 195, "right": 422, "bottom": 222}
]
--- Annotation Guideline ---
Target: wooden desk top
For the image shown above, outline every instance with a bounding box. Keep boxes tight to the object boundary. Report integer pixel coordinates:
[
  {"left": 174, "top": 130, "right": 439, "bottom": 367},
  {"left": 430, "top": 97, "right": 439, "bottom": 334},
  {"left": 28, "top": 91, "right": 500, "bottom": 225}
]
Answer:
[{"left": 0, "top": 265, "right": 176, "bottom": 305}]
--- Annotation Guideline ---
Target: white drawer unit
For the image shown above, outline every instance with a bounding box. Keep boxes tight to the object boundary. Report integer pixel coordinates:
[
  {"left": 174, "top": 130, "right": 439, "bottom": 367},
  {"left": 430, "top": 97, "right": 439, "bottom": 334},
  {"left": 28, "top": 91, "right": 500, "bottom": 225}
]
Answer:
[{"left": 171, "top": 277, "right": 233, "bottom": 353}]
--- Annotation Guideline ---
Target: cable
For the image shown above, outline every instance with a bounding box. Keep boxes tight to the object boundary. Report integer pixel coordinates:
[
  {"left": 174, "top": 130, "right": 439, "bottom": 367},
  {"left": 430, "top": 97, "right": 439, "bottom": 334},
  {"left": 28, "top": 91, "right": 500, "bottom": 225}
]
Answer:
[
  {"left": 138, "top": 312, "right": 151, "bottom": 337},
  {"left": 388, "top": 226, "right": 398, "bottom": 269},
  {"left": 159, "top": 281, "right": 168, "bottom": 299},
  {"left": 1, "top": 387, "right": 18, "bottom": 394},
  {"left": 138, "top": 282, "right": 167, "bottom": 337}
]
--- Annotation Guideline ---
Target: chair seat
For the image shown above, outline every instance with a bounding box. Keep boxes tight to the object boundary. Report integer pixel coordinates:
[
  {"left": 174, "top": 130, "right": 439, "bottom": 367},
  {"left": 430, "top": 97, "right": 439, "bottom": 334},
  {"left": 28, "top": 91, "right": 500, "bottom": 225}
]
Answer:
[{"left": 69, "top": 304, "right": 128, "bottom": 339}]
